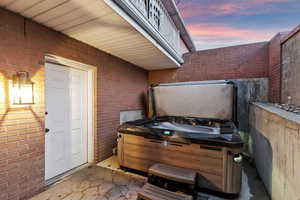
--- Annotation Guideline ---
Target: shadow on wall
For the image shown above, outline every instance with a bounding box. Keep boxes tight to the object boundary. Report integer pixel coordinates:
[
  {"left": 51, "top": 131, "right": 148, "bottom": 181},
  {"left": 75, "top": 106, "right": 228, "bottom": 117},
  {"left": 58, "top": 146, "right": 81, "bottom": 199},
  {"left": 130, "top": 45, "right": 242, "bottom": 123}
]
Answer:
[
  {"left": 249, "top": 104, "right": 300, "bottom": 199},
  {"left": 249, "top": 125, "right": 273, "bottom": 197},
  {"left": 226, "top": 78, "right": 269, "bottom": 153}
]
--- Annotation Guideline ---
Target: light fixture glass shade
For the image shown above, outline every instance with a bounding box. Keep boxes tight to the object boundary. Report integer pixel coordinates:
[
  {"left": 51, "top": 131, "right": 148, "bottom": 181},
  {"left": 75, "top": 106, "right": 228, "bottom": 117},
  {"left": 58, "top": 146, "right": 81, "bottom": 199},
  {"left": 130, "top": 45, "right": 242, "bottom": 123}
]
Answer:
[{"left": 12, "top": 72, "right": 34, "bottom": 104}]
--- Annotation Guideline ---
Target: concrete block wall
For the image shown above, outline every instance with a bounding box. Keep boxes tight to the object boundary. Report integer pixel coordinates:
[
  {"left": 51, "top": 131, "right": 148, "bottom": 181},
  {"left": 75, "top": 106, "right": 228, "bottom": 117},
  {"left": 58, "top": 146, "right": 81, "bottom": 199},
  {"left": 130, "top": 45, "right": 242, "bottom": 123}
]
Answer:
[
  {"left": 281, "top": 27, "right": 300, "bottom": 106},
  {"left": 0, "top": 8, "right": 148, "bottom": 200},
  {"left": 250, "top": 103, "right": 300, "bottom": 200}
]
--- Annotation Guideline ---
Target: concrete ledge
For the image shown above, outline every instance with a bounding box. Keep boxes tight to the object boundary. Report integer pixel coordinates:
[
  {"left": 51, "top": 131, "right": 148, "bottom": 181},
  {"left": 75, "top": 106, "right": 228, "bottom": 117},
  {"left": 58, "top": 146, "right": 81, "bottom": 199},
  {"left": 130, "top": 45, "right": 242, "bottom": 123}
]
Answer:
[
  {"left": 281, "top": 24, "right": 300, "bottom": 44},
  {"left": 250, "top": 103, "right": 300, "bottom": 200},
  {"left": 252, "top": 102, "right": 300, "bottom": 125}
]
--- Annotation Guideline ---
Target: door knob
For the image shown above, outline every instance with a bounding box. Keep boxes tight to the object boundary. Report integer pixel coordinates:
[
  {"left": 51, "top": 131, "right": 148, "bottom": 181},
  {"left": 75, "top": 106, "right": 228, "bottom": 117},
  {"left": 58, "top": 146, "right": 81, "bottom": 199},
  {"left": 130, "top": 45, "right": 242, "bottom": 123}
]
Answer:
[{"left": 45, "top": 128, "right": 50, "bottom": 133}]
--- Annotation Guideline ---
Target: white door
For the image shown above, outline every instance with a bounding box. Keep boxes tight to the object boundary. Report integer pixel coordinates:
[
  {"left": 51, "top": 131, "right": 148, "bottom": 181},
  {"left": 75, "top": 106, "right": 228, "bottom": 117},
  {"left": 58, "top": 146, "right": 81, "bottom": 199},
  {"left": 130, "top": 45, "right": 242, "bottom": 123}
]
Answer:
[{"left": 45, "top": 62, "right": 88, "bottom": 180}]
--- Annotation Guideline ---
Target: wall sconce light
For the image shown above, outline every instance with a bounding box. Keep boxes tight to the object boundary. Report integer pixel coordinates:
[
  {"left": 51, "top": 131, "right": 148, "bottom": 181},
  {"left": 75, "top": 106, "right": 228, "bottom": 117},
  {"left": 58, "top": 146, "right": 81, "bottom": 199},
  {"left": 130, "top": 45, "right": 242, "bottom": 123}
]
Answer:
[{"left": 12, "top": 71, "right": 34, "bottom": 105}]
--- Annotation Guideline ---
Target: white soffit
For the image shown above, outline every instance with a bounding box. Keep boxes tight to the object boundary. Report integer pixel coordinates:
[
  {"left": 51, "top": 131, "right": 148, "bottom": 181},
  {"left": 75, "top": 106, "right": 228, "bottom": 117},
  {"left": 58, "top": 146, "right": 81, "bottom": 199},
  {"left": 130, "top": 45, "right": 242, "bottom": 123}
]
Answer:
[{"left": 0, "top": 0, "right": 181, "bottom": 70}]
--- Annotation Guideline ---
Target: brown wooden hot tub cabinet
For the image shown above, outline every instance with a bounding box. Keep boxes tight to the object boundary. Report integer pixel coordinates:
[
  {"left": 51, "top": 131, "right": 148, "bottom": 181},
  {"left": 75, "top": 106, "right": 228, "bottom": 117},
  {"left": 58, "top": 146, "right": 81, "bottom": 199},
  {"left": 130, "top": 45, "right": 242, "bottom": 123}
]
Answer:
[
  {"left": 117, "top": 81, "right": 243, "bottom": 195},
  {"left": 117, "top": 133, "right": 242, "bottom": 194}
]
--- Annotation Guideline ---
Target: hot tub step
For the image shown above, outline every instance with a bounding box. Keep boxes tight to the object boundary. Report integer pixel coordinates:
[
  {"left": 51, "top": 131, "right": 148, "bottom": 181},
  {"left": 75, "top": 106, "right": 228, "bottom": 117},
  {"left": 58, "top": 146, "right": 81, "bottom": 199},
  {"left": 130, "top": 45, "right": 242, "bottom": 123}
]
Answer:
[
  {"left": 149, "top": 163, "right": 197, "bottom": 185},
  {"left": 137, "top": 183, "right": 193, "bottom": 200}
]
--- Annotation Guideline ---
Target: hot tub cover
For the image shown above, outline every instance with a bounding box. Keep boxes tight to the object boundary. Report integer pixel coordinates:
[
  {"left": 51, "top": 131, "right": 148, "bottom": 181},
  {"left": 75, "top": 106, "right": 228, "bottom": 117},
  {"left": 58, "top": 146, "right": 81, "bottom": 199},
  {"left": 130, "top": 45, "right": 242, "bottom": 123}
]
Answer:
[{"left": 150, "top": 81, "right": 236, "bottom": 122}]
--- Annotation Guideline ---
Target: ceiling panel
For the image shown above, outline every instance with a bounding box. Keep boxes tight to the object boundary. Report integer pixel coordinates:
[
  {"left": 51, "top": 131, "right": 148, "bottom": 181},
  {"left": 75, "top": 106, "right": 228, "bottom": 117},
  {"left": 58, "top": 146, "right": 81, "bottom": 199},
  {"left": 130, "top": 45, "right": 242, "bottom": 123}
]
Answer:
[
  {"left": 22, "top": 0, "right": 68, "bottom": 18},
  {"left": 33, "top": 0, "right": 80, "bottom": 22},
  {"left": 6, "top": 0, "right": 43, "bottom": 13},
  {"left": 0, "top": 0, "right": 16, "bottom": 7},
  {"left": 0, "top": 0, "right": 180, "bottom": 70}
]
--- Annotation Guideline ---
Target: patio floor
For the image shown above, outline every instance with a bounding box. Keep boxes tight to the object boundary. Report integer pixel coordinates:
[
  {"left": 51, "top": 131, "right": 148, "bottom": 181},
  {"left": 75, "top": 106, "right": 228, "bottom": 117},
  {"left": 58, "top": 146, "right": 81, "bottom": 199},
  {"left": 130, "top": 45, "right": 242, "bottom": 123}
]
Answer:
[
  {"left": 30, "top": 157, "right": 269, "bottom": 200},
  {"left": 30, "top": 165, "right": 146, "bottom": 200}
]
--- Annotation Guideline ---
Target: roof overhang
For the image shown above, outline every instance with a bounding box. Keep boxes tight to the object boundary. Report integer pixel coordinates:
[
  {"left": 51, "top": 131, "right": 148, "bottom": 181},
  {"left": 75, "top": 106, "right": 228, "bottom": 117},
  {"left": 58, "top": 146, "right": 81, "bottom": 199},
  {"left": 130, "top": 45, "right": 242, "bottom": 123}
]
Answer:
[{"left": 0, "top": 0, "right": 185, "bottom": 70}]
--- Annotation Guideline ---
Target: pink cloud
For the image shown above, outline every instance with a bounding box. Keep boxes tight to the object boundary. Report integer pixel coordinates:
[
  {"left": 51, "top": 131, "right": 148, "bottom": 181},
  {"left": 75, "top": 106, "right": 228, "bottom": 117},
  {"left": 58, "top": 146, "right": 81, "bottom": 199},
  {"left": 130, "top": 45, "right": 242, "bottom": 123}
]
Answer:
[
  {"left": 220, "top": 3, "right": 242, "bottom": 14},
  {"left": 251, "top": 0, "right": 288, "bottom": 4},
  {"left": 177, "top": 0, "right": 297, "bottom": 50},
  {"left": 179, "top": 2, "right": 241, "bottom": 18},
  {"left": 178, "top": 0, "right": 289, "bottom": 18},
  {"left": 187, "top": 23, "right": 275, "bottom": 41}
]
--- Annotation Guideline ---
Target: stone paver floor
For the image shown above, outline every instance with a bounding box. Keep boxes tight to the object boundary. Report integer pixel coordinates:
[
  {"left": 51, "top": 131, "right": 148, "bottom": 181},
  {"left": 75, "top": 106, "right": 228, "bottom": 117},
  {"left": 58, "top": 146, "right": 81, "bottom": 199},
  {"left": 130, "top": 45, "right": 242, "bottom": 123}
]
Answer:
[
  {"left": 30, "top": 166, "right": 146, "bottom": 200},
  {"left": 31, "top": 159, "right": 269, "bottom": 200}
]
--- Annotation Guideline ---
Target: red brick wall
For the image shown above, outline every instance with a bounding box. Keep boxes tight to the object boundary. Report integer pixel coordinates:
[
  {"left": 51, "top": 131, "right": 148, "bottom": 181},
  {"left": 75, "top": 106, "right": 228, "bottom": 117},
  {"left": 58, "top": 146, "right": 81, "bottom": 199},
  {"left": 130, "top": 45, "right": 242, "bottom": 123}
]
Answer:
[
  {"left": 268, "top": 33, "right": 286, "bottom": 103},
  {"left": 99, "top": 55, "right": 148, "bottom": 160},
  {"left": 149, "top": 42, "right": 270, "bottom": 84},
  {"left": 0, "top": 8, "right": 148, "bottom": 200}
]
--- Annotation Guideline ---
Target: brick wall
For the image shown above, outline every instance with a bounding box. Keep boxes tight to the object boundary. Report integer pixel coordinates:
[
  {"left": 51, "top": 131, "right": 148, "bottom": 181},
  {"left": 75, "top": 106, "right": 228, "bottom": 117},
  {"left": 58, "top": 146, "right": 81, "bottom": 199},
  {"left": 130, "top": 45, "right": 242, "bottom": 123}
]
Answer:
[
  {"left": 99, "top": 55, "right": 148, "bottom": 160},
  {"left": 268, "top": 33, "right": 286, "bottom": 103},
  {"left": 0, "top": 8, "right": 148, "bottom": 200},
  {"left": 149, "top": 42, "right": 269, "bottom": 84}
]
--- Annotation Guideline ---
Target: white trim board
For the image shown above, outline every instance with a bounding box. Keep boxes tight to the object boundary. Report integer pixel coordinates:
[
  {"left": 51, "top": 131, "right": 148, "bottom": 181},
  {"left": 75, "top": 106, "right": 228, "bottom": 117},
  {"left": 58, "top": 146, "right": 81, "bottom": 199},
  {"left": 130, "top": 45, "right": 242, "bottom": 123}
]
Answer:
[
  {"left": 104, "top": 0, "right": 182, "bottom": 67},
  {"left": 45, "top": 55, "right": 97, "bottom": 164}
]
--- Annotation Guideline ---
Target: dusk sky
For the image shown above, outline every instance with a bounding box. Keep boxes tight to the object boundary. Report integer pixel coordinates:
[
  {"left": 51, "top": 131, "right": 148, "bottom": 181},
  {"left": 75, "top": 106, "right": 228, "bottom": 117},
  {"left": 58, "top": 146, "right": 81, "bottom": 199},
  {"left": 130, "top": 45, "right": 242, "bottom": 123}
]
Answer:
[{"left": 176, "top": 0, "right": 300, "bottom": 50}]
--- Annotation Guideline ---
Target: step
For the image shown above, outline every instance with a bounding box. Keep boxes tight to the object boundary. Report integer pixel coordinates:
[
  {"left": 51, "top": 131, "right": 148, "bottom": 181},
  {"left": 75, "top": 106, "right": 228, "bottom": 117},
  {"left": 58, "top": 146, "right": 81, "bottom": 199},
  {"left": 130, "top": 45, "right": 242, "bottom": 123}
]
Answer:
[
  {"left": 138, "top": 183, "right": 193, "bottom": 200},
  {"left": 149, "top": 163, "right": 197, "bottom": 185}
]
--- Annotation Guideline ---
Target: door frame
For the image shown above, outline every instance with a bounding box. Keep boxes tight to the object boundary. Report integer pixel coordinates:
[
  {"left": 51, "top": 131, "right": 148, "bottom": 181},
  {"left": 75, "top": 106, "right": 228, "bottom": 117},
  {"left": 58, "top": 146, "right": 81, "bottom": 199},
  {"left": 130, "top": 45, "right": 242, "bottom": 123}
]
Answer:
[{"left": 45, "top": 55, "right": 97, "bottom": 164}]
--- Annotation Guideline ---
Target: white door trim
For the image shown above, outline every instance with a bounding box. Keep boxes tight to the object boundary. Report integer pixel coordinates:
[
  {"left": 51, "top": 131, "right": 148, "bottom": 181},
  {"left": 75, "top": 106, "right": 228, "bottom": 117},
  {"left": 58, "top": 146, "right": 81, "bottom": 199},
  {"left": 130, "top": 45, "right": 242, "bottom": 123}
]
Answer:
[{"left": 45, "top": 55, "right": 97, "bottom": 164}]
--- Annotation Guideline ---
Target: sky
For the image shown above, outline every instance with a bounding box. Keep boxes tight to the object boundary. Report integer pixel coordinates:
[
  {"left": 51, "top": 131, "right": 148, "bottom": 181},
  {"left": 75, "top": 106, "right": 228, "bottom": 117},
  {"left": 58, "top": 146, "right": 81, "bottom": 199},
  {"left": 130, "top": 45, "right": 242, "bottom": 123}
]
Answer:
[{"left": 176, "top": 0, "right": 300, "bottom": 50}]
